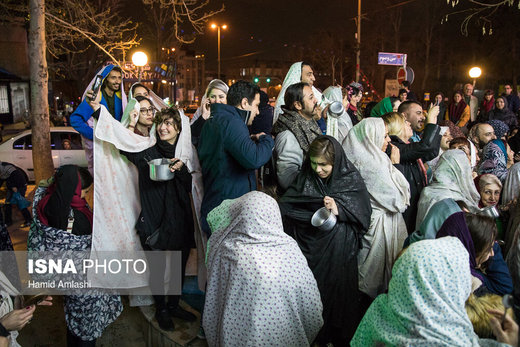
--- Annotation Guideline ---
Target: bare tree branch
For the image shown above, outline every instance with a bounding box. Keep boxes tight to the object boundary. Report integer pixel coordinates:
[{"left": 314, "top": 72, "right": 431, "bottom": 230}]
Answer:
[
  {"left": 444, "top": 0, "right": 519, "bottom": 35},
  {"left": 142, "top": 0, "right": 224, "bottom": 44}
]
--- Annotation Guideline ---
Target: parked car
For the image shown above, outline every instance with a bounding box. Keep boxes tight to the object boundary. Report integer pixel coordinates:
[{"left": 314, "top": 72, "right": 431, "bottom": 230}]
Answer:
[{"left": 0, "top": 127, "right": 87, "bottom": 181}]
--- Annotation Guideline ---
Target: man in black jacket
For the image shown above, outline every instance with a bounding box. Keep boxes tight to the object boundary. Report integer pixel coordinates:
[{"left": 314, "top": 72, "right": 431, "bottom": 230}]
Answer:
[{"left": 385, "top": 106, "right": 441, "bottom": 233}]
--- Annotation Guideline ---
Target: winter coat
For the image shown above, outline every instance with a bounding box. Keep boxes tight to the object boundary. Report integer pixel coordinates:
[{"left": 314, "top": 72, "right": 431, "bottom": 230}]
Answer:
[
  {"left": 198, "top": 103, "right": 274, "bottom": 235},
  {"left": 121, "top": 142, "right": 195, "bottom": 250},
  {"left": 390, "top": 123, "right": 441, "bottom": 233}
]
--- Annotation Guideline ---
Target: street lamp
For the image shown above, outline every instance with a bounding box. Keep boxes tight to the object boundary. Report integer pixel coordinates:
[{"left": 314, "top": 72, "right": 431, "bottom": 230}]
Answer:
[
  {"left": 211, "top": 23, "right": 228, "bottom": 79},
  {"left": 132, "top": 51, "right": 148, "bottom": 82},
  {"left": 469, "top": 67, "right": 482, "bottom": 88}
]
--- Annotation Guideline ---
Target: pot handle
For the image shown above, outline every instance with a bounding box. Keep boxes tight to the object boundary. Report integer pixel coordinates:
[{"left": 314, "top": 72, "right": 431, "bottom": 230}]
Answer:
[{"left": 168, "top": 159, "right": 180, "bottom": 169}]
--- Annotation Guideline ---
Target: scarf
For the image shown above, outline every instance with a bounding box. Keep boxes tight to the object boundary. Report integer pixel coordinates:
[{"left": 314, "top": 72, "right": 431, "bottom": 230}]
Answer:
[
  {"left": 0, "top": 163, "right": 17, "bottom": 180},
  {"left": 156, "top": 138, "right": 178, "bottom": 158},
  {"left": 478, "top": 140, "right": 509, "bottom": 183},
  {"left": 352, "top": 237, "right": 481, "bottom": 346},
  {"left": 342, "top": 118, "right": 410, "bottom": 213},
  {"left": 370, "top": 97, "right": 393, "bottom": 117},
  {"left": 273, "top": 62, "right": 329, "bottom": 124},
  {"left": 37, "top": 165, "right": 93, "bottom": 228},
  {"left": 448, "top": 99, "right": 468, "bottom": 124},
  {"left": 272, "top": 108, "right": 322, "bottom": 155},
  {"left": 191, "top": 79, "right": 229, "bottom": 125},
  {"left": 280, "top": 135, "right": 372, "bottom": 231},
  {"left": 488, "top": 119, "right": 510, "bottom": 140},
  {"left": 204, "top": 191, "right": 323, "bottom": 346},
  {"left": 416, "top": 149, "right": 481, "bottom": 228},
  {"left": 438, "top": 119, "right": 465, "bottom": 139},
  {"left": 323, "top": 86, "right": 354, "bottom": 142},
  {"left": 482, "top": 97, "right": 495, "bottom": 113}
]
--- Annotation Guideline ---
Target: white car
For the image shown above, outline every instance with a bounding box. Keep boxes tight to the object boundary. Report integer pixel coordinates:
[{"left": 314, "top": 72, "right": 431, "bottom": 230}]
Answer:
[{"left": 0, "top": 127, "right": 87, "bottom": 181}]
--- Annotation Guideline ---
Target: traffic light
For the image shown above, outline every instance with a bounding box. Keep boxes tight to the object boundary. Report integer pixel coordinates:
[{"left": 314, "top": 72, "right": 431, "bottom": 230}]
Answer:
[
  {"left": 266, "top": 78, "right": 271, "bottom": 83},
  {"left": 254, "top": 77, "right": 259, "bottom": 83}
]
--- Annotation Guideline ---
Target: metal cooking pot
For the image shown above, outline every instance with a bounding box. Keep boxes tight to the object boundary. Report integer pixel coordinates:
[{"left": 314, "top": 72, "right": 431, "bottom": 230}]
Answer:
[
  {"left": 478, "top": 205, "right": 500, "bottom": 219},
  {"left": 327, "top": 101, "right": 344, "bottom": 118},
  {"left": 148, "top": 158, "right": 175, "bottom": 181},
  {"left": 311, "top": 207, "right": 337, "bottom": 232}
]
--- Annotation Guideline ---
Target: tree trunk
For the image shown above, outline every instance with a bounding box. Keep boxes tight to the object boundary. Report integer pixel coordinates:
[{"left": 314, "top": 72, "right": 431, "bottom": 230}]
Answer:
[
  {"left": 421, "top": 25, "right": 433, "bottom": 93},
  {"left": 331, "top": 56, "right": 336, "bottom": 85},
  {"left": 29, "top": 0, "right": 55, "bottom": 182}
]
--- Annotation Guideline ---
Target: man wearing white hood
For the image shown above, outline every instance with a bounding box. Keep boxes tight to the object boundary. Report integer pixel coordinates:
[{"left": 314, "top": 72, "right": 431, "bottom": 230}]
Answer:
[
  {"left": 272, "top": 83, "right": 322, "bottom": 191},
  {"left": 273, "top": 62, "right": 329, "bottom": 124}
]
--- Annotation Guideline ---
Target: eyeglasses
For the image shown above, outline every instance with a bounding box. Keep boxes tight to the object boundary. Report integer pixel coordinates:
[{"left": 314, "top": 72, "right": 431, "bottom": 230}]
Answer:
[{"left": 140, "top": 107, "right": 156, "bottom": 115}]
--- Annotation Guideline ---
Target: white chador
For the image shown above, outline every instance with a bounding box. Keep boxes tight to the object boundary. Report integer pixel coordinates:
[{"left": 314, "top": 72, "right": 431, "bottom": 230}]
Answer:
[{"left": 88, "top": 85, "right": 205, "bottom": 292}]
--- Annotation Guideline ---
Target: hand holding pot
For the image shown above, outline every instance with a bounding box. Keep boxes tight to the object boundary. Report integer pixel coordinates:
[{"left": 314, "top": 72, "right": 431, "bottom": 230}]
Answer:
[
  {"left": 169, "top": 158, "right": 184, "bottom": 172},
  {"left": 323, "top": 196, "right": 339, "bottom": 216}
]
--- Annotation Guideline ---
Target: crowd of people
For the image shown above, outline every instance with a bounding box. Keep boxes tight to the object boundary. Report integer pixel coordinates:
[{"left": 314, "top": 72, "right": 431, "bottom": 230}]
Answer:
[{"left": 1, "top": 60, "right": 520, "bottom": 346}]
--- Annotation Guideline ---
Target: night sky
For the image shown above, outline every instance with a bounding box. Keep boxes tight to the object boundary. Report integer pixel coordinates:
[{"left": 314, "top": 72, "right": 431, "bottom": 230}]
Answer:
[
  {"left": 123, "top": 0, "right": 519, "bottom": 92},
  {"left": 191, "top": 0, "right": 358, "bottom": 70}
]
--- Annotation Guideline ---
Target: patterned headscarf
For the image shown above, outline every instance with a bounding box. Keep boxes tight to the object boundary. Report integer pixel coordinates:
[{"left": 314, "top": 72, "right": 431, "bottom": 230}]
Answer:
[
  {"left": 438, "top": 119, "right": 465, "bottom": 139},
  {"left": 488, "top": 119, "right": 510, "bottom": 140},
  {"left": 478, "top": 139, "right": 509, "bottom": 183},
  {"left": 204, "top": 191, "right": 323, "bottom": 346},
  {"left": 352, "top": 237, "right": 481, "bottom": 346}
]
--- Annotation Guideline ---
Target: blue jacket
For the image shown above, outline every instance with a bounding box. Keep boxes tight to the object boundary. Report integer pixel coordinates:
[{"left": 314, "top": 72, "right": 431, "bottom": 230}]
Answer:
[
  {"left": 70, "top": 64, "right": 123, "bottom": 140},
  {"left": 198, "top": 103, "right": 274, "bottom": 235}
]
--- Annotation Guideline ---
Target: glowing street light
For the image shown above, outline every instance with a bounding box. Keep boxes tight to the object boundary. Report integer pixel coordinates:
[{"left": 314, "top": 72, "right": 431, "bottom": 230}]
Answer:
[
  {"left": 469, "top": 66, "right": 482, "bottom": 88},
  {"left": 211, "top": 23, "right": 228, "bottom": 79},
  {"left": 132, "top": 51, "right": 148, "bottom": 82}
]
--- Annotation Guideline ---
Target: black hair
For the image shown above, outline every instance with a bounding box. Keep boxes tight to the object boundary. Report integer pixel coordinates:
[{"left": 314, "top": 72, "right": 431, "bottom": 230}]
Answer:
[
  {"left": 154, "top": 106, "right": 181, "bottom": 131},
  {"left": 78, "top": 167, "right": 93, "bottom": 190},
  {"left": 390, "top": 97, "right": 400, "bottom": 107},
  {"left": 227, "top": 80, "right": 260, "bottom": 107},
  {"left": 465, "top": 213, "right": 497, "bottom": 261},
  {"left": 449, "top": 136, "right": 471, "bottom": 149},
  {"left": 363, "top": 101, "right": 378, "bottom": 119},
  {"left": 308, "top": 136, "right": 335, "bottom": 166},
  {"left": 102, "top": 66, "right": 123, "bottom": 88},
  {"left": 111, "top": 66, "right": 123, "bottom": 74},
  {"left": 401, "top": 81, "right": 410, "bottom": 88},
  {"left": 135, "top": 95, "right": 153, "bottom": 105},
  {"left": 434, "top": 92, "right": 445, "bottom": 100},
  {"left": 398, "top": 89, "right": 407, "bottom": 96},
  {"left": 301, "top": 61, "right": 313, "bottom": 71},
  {"left": 284, "top": 82, "right": 308, "bottom": 112},
  {"left": 397, "top": 100, "right": 422, "bottom": 114},
  {"left": 131, "top": 83, "right": 149, "bottom": 95}
]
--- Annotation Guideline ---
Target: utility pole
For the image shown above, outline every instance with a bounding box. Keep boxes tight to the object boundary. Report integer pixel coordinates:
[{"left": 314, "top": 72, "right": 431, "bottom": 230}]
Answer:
[
  {"left": 356, "top": 0, "right": 361, "bottom": 83},
  {"left": 217, "top": 25, "right": 221, "bottom": 79}
]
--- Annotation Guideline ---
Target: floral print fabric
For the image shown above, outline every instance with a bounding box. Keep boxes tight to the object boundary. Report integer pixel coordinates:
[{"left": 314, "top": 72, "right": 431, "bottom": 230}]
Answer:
[{"left": 203, "top": 191, "right": 323, "bottom": 346}]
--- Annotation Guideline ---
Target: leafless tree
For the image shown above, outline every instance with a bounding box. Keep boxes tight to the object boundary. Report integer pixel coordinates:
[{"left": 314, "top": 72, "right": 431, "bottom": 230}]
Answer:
[
  {"left": 28, "top": 0, "right": 54, "bottom": 182},
  {"left": 445, "top": 0, "right": 520, "bottom": 36},
  {"left": 141, "top": 0, "right": 224, "bottom": 46}
]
